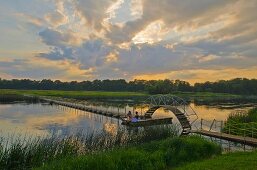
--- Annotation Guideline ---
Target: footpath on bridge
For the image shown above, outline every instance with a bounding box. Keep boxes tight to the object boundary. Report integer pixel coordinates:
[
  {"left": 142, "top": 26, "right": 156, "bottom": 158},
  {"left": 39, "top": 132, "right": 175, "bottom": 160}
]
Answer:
[
  {"left": 41, "top": 97, "right": 174, "bottom": 127},
  {"left": 190, "top": 129, "right": 257, "bottom": 147}
]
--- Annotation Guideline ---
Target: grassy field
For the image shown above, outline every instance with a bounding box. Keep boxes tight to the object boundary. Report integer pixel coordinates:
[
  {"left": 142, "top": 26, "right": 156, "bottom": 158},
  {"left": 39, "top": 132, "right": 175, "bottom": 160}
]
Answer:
[
  {"left": 0, "top": 89, "right": 247, "bottom": 99},
  {"left": 0, "top": 89, "right": 147, "bottom": 99},
  {"left": 35, "top": 136, "right": 221, "bottom": 170},
  {"left": 172, "top": 91, "right": 240, "bottom": 98},
  {"left": 176, "top": 150, "right": 257, "bottom": 170}
]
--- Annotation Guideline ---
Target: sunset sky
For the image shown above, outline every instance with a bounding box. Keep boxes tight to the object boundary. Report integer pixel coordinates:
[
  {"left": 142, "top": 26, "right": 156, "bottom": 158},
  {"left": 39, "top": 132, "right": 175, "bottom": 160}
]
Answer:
[{"left": 0, "top": 0, "right": 257, "bottom": 84}]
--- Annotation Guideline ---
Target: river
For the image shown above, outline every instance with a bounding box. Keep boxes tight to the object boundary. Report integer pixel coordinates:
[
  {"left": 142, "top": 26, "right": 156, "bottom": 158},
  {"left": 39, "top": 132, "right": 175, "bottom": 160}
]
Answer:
[{"left": 0, "top": 99, "right": 254, "bottom": 138}]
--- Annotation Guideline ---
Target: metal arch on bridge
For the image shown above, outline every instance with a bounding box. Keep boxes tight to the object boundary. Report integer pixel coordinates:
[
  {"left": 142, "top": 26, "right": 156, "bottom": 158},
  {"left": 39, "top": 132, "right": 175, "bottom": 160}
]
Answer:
[{"left": 143, "top": 95, "right": 198, "bottom": 134}]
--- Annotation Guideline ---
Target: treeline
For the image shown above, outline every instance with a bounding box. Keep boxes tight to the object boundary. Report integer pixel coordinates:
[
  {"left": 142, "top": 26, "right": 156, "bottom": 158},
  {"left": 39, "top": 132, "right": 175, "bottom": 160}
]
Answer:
[{"left": 0, "top": 78, "right": 257, "bottom": 95}]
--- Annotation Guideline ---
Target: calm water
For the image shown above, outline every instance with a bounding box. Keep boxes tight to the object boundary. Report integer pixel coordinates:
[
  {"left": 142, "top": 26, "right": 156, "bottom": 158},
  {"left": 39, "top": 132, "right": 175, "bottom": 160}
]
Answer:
[
  {"left": 0, "top": 100, "right": 253, "bottom": 138},
  {"left": 0, "top": 102, "right": 120, "bottom": 138}
]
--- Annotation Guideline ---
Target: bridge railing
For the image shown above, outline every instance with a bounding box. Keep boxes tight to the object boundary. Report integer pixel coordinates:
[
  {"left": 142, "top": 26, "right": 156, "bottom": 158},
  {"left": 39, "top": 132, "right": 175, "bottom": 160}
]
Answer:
[
  {"left": 223, "top": 120, "right": 257, "bottom": 138},
  {"left": 183, "top": 104, "right": 198, "bottom": 125},
  {"left": 199, "top": 118, "right": 257, "bottom": 139},
  {"left": 199, "top": 119, "right": 223, "bottom": 132}
]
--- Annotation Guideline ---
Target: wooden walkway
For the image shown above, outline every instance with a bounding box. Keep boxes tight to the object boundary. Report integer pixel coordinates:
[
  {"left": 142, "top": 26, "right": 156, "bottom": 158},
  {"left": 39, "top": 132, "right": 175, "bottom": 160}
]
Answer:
[
  {"left": 42, "top": 98, "right": 122, "bottom": 119},
  {"left": 121, "top": 117, "right": 172, "bottom": 127},
  {"left": 41, "top": 98, "right": 174, "bottom": 126},
  {"left": 190, "top": 129, "right": 257, "bottom": 147}
]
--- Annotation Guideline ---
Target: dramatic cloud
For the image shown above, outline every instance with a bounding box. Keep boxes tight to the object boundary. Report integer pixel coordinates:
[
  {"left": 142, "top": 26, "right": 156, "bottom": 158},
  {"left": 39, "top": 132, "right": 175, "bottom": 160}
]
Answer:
[
  {"left": 44, "top": 0, "right": 68, "bottom": 27},
  {"left": 45, "top": 11, "right": 67, "bottom": 27},
  {"left": 106, "top": 0, "right": 235, "bottom": 44},
  {"left": 1, "top": 0, "right": 257, "bottom": 82},
  {"left": 74, "top": 0, "right": 119, "bottom": 30},
  {"left": 39, "top": 28, "right": 70, "bottom": 47}
]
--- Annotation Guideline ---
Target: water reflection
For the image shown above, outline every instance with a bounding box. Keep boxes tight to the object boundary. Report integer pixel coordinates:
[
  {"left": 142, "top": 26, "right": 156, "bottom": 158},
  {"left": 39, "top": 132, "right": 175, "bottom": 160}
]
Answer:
[
  {"left": 0, "top": 103, "right": 119, "bottom": 138},
  {"left": 0, "top": 100, "right": 252, "bottom": 138}
]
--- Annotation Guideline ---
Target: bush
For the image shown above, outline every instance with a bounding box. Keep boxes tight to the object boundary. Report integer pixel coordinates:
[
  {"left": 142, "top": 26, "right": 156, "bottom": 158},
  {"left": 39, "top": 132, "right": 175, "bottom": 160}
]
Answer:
[
  {"left": 222, "top": 107, "right": 257, "bottom": 138},
  {"left": 161, "top": 136, "right": 221, "bottom": 167}
]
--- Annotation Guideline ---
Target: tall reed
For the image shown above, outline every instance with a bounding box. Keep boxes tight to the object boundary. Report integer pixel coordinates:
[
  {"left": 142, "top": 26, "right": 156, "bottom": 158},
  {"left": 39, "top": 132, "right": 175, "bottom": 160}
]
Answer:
[
  {"left": 0, "top": 125, "right": 179, "bottom": 170},
  {"left": 222, "top": 107, "right": 257, "bottom": 138}
]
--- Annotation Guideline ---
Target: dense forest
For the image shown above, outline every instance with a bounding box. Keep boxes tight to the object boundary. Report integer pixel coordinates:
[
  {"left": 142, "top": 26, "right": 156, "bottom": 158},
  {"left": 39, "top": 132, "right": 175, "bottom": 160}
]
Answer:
[{"left": 0, "top": 78, "right": 257, "bottom": 95}]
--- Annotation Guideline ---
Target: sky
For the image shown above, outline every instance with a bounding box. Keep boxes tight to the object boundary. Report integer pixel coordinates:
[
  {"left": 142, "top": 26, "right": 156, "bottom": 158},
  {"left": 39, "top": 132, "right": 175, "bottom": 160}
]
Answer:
[{"left": 0, "top": 0, "right": 257, "bottom": 84}]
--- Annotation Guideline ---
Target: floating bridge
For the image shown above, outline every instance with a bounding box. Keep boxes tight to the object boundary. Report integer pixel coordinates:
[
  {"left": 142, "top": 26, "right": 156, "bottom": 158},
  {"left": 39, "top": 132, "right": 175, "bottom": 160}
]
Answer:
[
  {"left": 39, "top": 95, "right": 257, "bottom": 147},
  {"left": 40, "top": 94, "right": 198, "bottom": 134}
]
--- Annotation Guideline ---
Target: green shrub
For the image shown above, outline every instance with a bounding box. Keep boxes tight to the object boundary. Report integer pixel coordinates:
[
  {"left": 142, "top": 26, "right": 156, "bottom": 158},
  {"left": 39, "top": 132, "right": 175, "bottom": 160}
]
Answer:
[
  {"left": 248, "top": 107, "right": 257, "bottom": 121},
  {"left": 226, "top": 107, "right": 257, "bottom": 123},
  {"left": 222, "top": 107, "right": 257, "bottom": 138},
  {"left": 160, "top": 136, "right": 221, "bottom": 167}
]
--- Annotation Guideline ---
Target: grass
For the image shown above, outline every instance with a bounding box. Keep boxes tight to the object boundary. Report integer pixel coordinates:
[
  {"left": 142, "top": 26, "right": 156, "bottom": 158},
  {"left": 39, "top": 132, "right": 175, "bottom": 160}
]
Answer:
[
  {"left": 173, "top": 91, "right": 240, "bottom": 98},
  {"left": 35, "top": 136, "right": 221, "bottom": 170},
  {"left": 0, "top": 89, "right": 147, "bottom": 99},
  {"left": 222, "top": 107, "right": 257, "bottom": 138},
  {"left": 174, "top": 92, "right": 257, "bottom": 105},
  {"left": 0, "top": 125, "right": 179, "bottom": 170},
  {"left": 0, "top": 125, "right": 222, "bottom": 170},
  {"left": 226, "top": 107, "right": 257, "bottom": 123},
  {"left": 175, "top": 150, "right": 257, "bottom": 170},
  {"left": 1, "top": 89, "right": 251, "bottom": 102}
]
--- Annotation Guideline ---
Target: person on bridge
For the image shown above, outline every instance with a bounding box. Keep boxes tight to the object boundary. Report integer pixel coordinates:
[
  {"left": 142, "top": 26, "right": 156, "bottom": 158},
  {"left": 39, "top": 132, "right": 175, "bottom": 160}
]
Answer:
[
  {"left": 127, "top": 111, "right": 132, "bottom": 121},
  {"left": 131, "top": 111, "right": 139, "bottom": 122},
  {"left": 135, "top": 111, "right": 139, "bottom": 119},
  {"left": 131, "top": 117, "right": 138, "bottom": 122}
]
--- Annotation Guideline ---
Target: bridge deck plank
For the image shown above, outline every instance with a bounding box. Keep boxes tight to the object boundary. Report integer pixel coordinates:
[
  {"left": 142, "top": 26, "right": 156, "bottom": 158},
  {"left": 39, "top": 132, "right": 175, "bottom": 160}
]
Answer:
[
  {"left": 191, "top": 129, "right": 257, "bottom": 146},
  {"left": 121, "top": 117, "right": 173, "bottom": 127}
]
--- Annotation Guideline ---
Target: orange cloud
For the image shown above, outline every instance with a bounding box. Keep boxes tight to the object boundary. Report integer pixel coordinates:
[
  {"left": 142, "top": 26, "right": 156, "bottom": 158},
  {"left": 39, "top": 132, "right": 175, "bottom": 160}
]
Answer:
[{"left": 105, "top": 51, "right": 119, "bottom": 63}]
